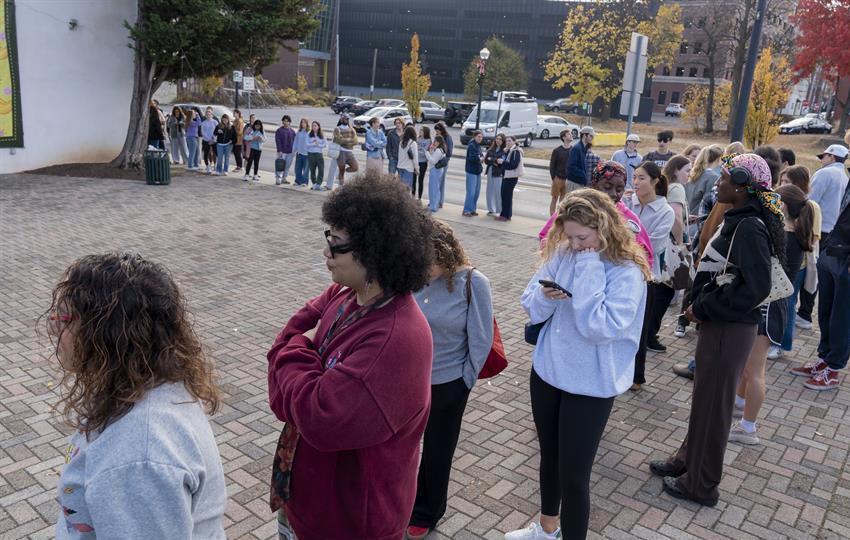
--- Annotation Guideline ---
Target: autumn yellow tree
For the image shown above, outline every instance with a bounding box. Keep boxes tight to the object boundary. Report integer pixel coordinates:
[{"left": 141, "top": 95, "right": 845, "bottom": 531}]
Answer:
[
  {"left": 545, "top": 0, "right": 682, "bottom": 119},
  {"left": 401, "top": 33, "right": 431, "bottom": 122},
  {"left": 683, "top": 82, "right": 732, "bottom": 133},
  {"left": 744, "top": 48, "right": 792, "bottom": 148}
]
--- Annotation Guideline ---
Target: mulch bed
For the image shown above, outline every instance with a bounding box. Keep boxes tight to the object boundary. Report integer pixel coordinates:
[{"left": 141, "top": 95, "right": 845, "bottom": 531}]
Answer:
[{"left": 24, "top": 163, "right": 149, "bottom": 181}]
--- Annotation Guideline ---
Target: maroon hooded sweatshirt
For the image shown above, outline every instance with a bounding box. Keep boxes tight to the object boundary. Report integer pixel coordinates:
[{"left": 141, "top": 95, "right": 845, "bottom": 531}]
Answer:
[{"left": 268, "top": 284, "right": 432, "bottom": 540}]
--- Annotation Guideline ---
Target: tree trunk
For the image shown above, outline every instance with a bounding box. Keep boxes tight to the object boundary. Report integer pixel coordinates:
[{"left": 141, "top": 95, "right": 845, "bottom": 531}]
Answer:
[
  {"left": 838, "top": 78, "right": 850, "bottom": 135},
  {"left": 111, "top": 53, "right": 157, "bottom": 169},
  {"left": 706, "top": 76, "right": 717, "bottom": 134},
  {"left": 728, "top": 0, "right": 753, "bottom": 130}
]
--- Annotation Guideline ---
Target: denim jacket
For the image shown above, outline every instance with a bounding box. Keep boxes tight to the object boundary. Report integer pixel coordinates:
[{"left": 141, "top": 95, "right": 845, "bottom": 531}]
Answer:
[{"left": 365, "top": 129, "right": 387, "bottom": 159}]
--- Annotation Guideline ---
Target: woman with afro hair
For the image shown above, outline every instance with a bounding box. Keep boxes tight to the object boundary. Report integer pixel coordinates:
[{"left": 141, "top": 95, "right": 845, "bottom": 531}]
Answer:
[{"left": 267, "top": 170, "right": 436, "bottom": 540}]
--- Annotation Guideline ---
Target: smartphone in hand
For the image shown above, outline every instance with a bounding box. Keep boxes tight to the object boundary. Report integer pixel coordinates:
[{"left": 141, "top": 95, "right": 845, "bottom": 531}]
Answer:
[{"left": 538, "top": 279, "right": 572, "bottom": 297}]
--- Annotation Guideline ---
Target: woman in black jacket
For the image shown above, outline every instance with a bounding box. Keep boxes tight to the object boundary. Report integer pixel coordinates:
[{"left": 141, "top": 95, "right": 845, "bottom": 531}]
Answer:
[{"left": 649, "top": 153, "right": 784, "bottom": 507}]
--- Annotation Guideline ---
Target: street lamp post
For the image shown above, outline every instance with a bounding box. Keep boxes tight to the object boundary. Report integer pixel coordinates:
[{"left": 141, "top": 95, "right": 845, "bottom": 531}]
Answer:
[{"left": 474, "top": 47, "right": 490, "bottom": 131}]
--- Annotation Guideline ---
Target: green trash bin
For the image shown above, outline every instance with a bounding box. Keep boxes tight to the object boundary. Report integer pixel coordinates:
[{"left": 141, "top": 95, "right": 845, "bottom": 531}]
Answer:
[{"left": 144, "top": 149, "right": 171, "bottom": 185}]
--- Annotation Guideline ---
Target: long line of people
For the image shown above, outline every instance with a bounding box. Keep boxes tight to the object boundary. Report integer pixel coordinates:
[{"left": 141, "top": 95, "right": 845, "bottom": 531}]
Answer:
[{"left": 54, "top": 113, "right": 849, "bottom": 540}]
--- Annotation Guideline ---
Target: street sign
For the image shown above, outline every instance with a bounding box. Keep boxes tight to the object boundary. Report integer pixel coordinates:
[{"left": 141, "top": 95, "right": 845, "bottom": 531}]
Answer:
[
  {"left": 242, "top": 76, "right": 255, "bottom": 91},
  {"left": 233, "top": 70, "right": 243, "bottom": 82},
  {"left": 620, "top": 33, "right": 648, "bottom": 122},
  {"left": 622, "top": 50, "right": 648, "bottom": 93}
]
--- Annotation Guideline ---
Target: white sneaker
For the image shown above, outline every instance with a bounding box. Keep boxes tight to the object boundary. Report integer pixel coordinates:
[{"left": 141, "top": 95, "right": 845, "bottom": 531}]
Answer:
[
  {"left": 222, "top": 171, "right": 228, "bottom": 176},
  {"left": 205, "top": 166, "right": 211, "bottom": 174},
  {"left": 729, "top": 421, "right": 760, "bottom": 445},
  {"left": 243, "top": 175, "right": 249, "bottom": 181},
  {"left": 767, "top": 345, "right": 783, "bottom": 360},
  {"left": 796, "top": 318, "right": 813, "bottom": 330},
  {"left": 211, "top": 171, "right": 220, "bottom": 176},
  {"left": 252, "top": 175, "right": 260, "bottom": 181},
  {"left": 504, "top": 522, "right": 560, "bottom": 540}
]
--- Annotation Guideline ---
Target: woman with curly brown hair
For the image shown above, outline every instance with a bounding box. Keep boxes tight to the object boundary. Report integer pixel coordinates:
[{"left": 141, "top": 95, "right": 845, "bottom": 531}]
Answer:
[
  {"left": 407, "top": 221, "right": 494, "bottom": 540},
  {"left": 267, "top": 171, "right": 435, "bottom": 540},
  {"left": 50, "top": 252, "right": 225, "bottom": 539}
]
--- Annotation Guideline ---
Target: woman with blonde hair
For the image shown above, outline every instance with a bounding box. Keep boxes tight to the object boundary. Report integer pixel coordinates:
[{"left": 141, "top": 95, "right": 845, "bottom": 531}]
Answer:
[
  {"left": 725, "top": 141, "right": 746, "bottom": 154},
  {"left": 682, "top": 143, "right": 701, "bottom": 164},
  {"left": 509, "top": 189, "right": 648, "bottom": 540},
  {"left": 686, "top": 144, "right": 724, "bottom": 217}
]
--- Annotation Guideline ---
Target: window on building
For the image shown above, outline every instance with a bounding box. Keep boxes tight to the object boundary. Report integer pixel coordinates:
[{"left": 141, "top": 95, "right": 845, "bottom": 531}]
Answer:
[
  {"left": 704, "top": 67, "right": 712, "bottom": 78},
  {"left": 663, "top": 66, "right": 671, "bottom": 76},
  {"left": 676, "top": 67, "right": 685, "bottom": 77},
  {"left": 658, "top": 91, "right": 667, "bottom": 105},
  {"left": 694, "top": 42, "right": 702, "bottom": 54},
  {"left": 689, "top": 67, "right": 699, "bottom": 77},
  {"left": 671, "top": 92, "right": 680, "bottom": 104},
  {"left": 680, "top": 42, "right": 688, "bottom": 54}
]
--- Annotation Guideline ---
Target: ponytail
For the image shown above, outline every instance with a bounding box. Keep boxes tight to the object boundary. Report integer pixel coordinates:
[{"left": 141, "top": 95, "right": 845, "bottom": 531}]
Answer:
[
  {"left": 796, "top": 201, "right": 817, "bottom": 252},
  {"left": 637, "top": 161, "right": 669, "bottom": 196}
]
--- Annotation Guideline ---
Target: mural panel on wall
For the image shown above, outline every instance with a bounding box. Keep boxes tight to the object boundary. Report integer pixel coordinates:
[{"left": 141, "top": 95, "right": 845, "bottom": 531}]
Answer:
[{"left": 0, "top": 0, "right": 23, "bottom": 148}]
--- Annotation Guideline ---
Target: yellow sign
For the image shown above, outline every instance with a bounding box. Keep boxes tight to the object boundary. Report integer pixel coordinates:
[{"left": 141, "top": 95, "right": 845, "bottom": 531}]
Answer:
[{"left": 0, "top": 0, "right": 23, "bottom": 147}]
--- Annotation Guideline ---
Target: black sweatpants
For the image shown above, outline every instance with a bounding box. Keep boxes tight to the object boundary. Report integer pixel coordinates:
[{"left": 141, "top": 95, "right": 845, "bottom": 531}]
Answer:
[
  {"left": 799, "top": 232, "right": 829, "bottom": 322},
  {"left": 202, "top": 140, "right": 216, "bottom": 166},
  {"left": 646, "top": 282, "right": 676, "bottom": 343},
  {"left": 500, "top": 178, "right": 518, "bottom": 220},
  {"left": 633, "top": 282, "right": 654, "bottom": 384},
  {"left": 410, "top": 378, "right": 470, "bottom": 529},
  {"left": 246, "top": 148, "right": 262, "bottom": 176},
  {"left": 530, "top": 370, "right": 614, "bottom": 539},
  {"left": 232, "top": 144, "right": 243, "bottom": 169},
  {"left": 414, "top": 161, "right": 427, "bottom": 199}
]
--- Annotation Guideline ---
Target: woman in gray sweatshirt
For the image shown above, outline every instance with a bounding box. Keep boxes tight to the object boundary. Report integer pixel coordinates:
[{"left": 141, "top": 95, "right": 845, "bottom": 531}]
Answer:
[
  {"left": 407, "top": 221, "right": 494, "bottom": 540},
  {"left": 50, "top": 252, "right": 226, "bottom": 539}
]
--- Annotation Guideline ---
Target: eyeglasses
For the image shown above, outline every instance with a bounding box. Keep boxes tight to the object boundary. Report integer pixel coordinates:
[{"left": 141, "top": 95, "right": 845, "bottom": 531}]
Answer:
[
  {"left": 658, "top": 138, "right": 670, "bottom": 143},
  {"left": 324, "top": 230, "right": 353, "bottom": 258}
]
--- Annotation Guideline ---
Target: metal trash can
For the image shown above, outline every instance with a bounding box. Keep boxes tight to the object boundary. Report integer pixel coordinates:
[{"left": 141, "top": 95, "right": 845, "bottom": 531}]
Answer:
[{"left": 144, "top": 149, "right": 171, "bottom": 185}]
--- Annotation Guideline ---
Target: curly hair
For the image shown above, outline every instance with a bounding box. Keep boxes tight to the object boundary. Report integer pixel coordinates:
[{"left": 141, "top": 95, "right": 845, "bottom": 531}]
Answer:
[
  {"left": 322, "top": 171, "right": 434, "bottom": 293},
  {"left": 543, "top": 189, "right": 651, "bottom": 280},
  {"left": 431, "top": 220, "right": 471, "bottom": 293},
  {"left": 45, "top": 252, "right": 220, "bottom": 438}
]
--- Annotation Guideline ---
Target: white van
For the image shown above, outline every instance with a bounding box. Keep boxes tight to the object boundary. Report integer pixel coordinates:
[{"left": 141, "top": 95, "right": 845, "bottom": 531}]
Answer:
[{"left": 460, "top": 93, "right": 538, "bottom": 147}]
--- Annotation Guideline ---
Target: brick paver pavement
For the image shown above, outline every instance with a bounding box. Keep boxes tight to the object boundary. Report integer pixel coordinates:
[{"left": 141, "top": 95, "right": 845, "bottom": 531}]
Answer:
[{"left": 1, "top": 173, "right": 848, "bottom": 540}]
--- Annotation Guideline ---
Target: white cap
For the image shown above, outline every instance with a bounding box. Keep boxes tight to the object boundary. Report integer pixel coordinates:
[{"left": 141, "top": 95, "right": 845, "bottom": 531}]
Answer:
[
  {"left": 579, "top": 126, "right": 595, "bottom": 136},
  {"left": 626, "top": 134, "right": 641, "bottom": 142},
  {"left": 818, "top": 144, "right": 849, "bottom": 159}
]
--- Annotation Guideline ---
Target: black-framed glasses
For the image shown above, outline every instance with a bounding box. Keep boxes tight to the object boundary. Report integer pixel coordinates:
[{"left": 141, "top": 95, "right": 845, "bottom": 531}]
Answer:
[
  {"left": 324, "top": 230, "right": 353, "bottom": 258},
  {"left": 658, "top": 138, "right": 670, "bottom": 143}
]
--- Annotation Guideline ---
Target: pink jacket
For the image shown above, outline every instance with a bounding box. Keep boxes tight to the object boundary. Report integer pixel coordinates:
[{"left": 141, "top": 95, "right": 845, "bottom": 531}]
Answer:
[{"left": 538, "top": 201, "right": 654, "bottom": 268}]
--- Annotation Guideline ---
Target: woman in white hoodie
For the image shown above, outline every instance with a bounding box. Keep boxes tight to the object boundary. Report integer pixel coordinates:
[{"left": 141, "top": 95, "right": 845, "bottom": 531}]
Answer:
[
  {"left": 425, "top": 135, "right": 447, "bottom": 212},
  {"left": 508, "top": 189, "right": 649, "bottom": 540}
]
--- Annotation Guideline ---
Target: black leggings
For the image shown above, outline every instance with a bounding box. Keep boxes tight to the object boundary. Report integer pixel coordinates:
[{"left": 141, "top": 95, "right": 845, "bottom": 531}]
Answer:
[
  {"left": 232, "top": 144, "right": 243, "bottom": 169},
  {"left": 530, "top": 370, "right": 614, "bottom": 539},
  {"left": 245, "top": 148, "right": 262, "bottom": 176},
  {"left": 413, "top": 161, "right": 427, "bottom": 198},
  {"left": 633, "top": 282, "right": 653, "bottom": 384},
  {"left": 202, "top": 141, "right": 216, "bottom": 166},
  {"left": 646, "top": 282, "right": 676, "bottom": 343}
]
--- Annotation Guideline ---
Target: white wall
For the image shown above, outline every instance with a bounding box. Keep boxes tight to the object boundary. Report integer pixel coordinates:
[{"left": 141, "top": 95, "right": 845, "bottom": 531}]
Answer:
[{"left": 0, "top": 0, "right": 136, "bottom": 173}]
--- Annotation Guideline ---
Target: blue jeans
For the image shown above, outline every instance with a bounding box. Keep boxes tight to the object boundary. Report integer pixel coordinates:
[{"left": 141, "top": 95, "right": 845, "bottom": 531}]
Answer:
[
  {"left": 215, "top": 143, "right": 231, "bottom": 173},
  {"left": 817, "top": 254, "right": 850, "bottom": 370},
  {"left": 463, "top": 173, "right": 481, "bottom": 213},
  {"left": 276, "top": 152, "right": 295, "bottom": 181},
  {"left": 295, "top": 154, "right": 309, "bottom": 184},
  {"left": 439, "top": 161, "right": 449, "bottom": 206},
  {"left": 486, "top": 172, "right": 502, "bottom": 214},
  {"left": 186, "top": 137, "right": 199, "bottom": 169},
  {"left": 428, "top": 167, "right": 443, "bottom": 212},
  {"left": 388, "top": 159, "right": 398, "bottom": 175},
  {"left": 781, "top": 268, "right": 806, "bottom": 351},
  {"left": 398, "top": 169, "right": 414, "bottom": 188}
]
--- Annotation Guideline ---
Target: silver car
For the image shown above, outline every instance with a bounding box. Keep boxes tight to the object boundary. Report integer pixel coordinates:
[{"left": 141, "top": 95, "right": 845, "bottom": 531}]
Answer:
[
  {"left": 536, "top": 115, "right": 579, "bottom": 139},
  {"left": 418, "top": 101, "right": 445, "bottom": 122}
]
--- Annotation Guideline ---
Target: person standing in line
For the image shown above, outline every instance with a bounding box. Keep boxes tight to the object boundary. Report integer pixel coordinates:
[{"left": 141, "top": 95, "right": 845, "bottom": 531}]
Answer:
[
  {"left": 794, "top": 144, "right": 849, "bottom": 330},
  {"left": 406, "top": 221, "right": 494, "bottom": 540},
  {"left": 365, "top": 117, "right": 388, "bottom": 173},
  {"left": 275, "top": 116, "right": 296, "bottom": 185},
  {"left": 685, "top": 145, "right": 723, "bottom": 219},
  {"left": 623, "top": 162, "right": 675, "bottom": 357},
  {"left": 661, "top": 156, "right": 692, "bottom": 340},
  {"left": 462, "top": 131, "right": 485, "bottom": 217},
  {"left": 307, "top": 121, "right": 327, "bottom": 191},
  {"left": 425, "top": 136, "right": 447, "bottom": 213},
  {"left": 435, "top": 122, "right": 453, "bottom": 209},
  {"left": 397, "top": 126, "right": 419, "bottom": 190},
  {"left": 148, "top": 100, "right": 166, "bottom": 150},
  {"left": 213, "top": 114, "right": 236, "bottom": 176},
  {"left": 243, "top": 119, "right": 265, "bottom": 181},
  {"left": 548, "top": 130, "right": 573, "bottom": 215},
  {"left": 232, "top": 109, "right": 245, "bottom": 173},
  {"left": 386, "top": 117, "right": 404, "bottom": 175},
  {"left": 611, "top": 133, "right": 642, "bottom": 189},
  {"left": 682, "top": 144, "right": 701, "bottom": 164},
  {"left": 293, "top": 119, "right": 311, "bottom": 186},
  {"left": 649, "top": 153, "right": 779, "bottom": 507},
  {"left": 566, "top": 126, "right": 594, "bottom": 189},
  {"left": 644, "top": 130, "right": 675, "bottom": 167},
  {"left": 185, "top": 109, "right": 202, "bottom": 171},
  {"left": 200, "top": 107, "right": 218, "bottom": 175},
  {"left": 333, "top": 116, "right": 359, "bottom": 186},
  {"left": 497, "top": 136, "right": 523, "bottom": 222},
  {"left": 167, "top": 106, "right": 189, "bottom": 165},
  {"left": 778, "top": 148, "right": 796, "bottom": 170},
  {"left": 485, "top": 134, "right": 507, "bottom": 216},
  {"left": 50, "top": 252, "right": 226, "bottom": 539},
  {"left": 245, "top": 114, "right": 256, "bottom": 164},
  {"left": 267, "top": 175, "right": 434, "bottom": 540},
  {"left": 510, "top": 189, "right": 649, "bottom": 540},
  {"left": 414, "top": 126, "right": 432, "bottom": 199}
]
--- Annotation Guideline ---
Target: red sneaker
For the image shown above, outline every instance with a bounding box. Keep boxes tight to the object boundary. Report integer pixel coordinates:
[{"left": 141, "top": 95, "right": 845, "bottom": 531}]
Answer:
[
  {"left": 788, "top": 359, "right": 827, "bottom": 377},
  {"left": 406, "top": 525, "right": 430, "bottom": 539},
  {"left": 803, "top": 368, "right": 841, "bottom": 391}
]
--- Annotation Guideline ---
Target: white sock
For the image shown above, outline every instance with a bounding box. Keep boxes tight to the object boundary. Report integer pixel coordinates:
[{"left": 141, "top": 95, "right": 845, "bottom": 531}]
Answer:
[
  {"left": 740, "top": 419, "right": 757, "bottom": 432},
  {"left": 734, "top": 395, "right": 746, "bottom": 409}
]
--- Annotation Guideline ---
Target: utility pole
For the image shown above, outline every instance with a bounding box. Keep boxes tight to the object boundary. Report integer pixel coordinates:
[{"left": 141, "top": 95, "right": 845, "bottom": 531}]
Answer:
[
  {"left": 332, "top": 0, "right": 340, "bottom": 95},
  {"left": 370, "top": 48, "right": 377, "bottom": 101},
  {"left": 730, "top": 0, "right": 768, "bottom": 142}
]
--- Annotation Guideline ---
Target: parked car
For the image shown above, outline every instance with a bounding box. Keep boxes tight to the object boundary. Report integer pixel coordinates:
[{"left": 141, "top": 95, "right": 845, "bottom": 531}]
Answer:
[
  {"left": 348, "top": 99, "right": 377, "bottom": 116},
  {"left": 375, "top": 98, "right": 406, "bottom": 108},
  {"left": 461, "top": 96, "right": 538, "bottom": 147},
  {"left": 444, "top": 101, "right": 475, "bottom": 127},
  {"left": 544, "top": 97, "right": 580, "bottom": 114},
  {"left": 331, "top": 96, "right": 361, "bottom": 113},
  {"left": 173, "top": 103, "right": 207, "bottom": 120},
  {"left": 779, "top": 116, "right": 832, "bottom": 135},
  {"left": 352, "top": 107, "right": 413, "bottom": 133},
  {"left": 665, "top": 103, "right": 685, "bottom": 117},
  {"left": 418, "top": 100, "right": 445, "bottom": 122},
  {"left": 536, "top": 115, "right": 579, "bottom": 140}
]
